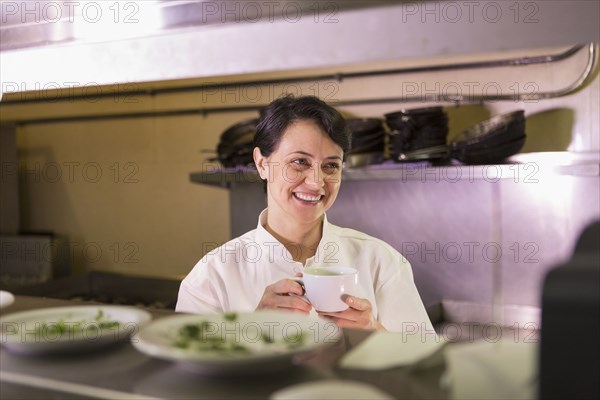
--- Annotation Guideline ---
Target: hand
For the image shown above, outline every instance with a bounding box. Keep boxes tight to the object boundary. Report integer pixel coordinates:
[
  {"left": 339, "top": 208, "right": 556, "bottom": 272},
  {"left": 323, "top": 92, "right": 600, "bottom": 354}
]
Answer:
[
  {"left": 317, "top": 295, "right": 386, "bottom": 331},
  {"left": 255, "top": 277, "right": 312, "bottom": 314}
]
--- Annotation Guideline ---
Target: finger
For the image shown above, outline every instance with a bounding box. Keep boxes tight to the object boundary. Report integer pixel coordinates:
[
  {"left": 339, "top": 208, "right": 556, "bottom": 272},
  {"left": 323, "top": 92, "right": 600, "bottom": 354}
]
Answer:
[
  {"left": 320, "top": 313, "right": 373, "bottom": 330},
  {"left": 317, "top": 309, "right": 358, "bottom": 323},
  {"left": 278, "top": 307, "right": 310, "bottom": 315},
  {"left": 316, "top": 314, "right": 354, "bottom": 327},
  {"left": 259, "top": 293, "right": 312, "bottom": 313},
  {"left": 276, "top": 295, "right": 313, "bottom": 312},
  {"left": 289, "top": 296, "right": 312, "bottom": 311},
  {"left": 271, "top": 279, "right": 304, "bottom": 296},
  {"left": 344, "top": 295, "right": 371, "bottom": 312}
]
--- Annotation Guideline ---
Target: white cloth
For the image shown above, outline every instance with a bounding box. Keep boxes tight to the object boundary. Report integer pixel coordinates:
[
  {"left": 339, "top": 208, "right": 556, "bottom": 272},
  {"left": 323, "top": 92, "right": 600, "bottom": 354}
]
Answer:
[
  {"left": 339, "top": 331, "right": 446, "bottom": 370},
  {"left": 176, "top": 210, "right": 433, "bottom": 332}
]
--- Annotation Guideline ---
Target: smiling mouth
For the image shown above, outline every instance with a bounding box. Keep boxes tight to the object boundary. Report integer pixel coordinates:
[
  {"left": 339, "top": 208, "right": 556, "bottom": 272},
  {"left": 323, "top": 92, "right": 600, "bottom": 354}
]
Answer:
[{"left": 293, "top": 192, "right": 324, "bottom": 204}]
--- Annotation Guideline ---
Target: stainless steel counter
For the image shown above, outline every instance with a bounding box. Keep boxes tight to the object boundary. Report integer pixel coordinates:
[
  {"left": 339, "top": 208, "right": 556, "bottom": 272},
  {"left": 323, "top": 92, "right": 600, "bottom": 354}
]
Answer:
[{"left": 0, "top": 296, "right": 448, "bottom": 400}]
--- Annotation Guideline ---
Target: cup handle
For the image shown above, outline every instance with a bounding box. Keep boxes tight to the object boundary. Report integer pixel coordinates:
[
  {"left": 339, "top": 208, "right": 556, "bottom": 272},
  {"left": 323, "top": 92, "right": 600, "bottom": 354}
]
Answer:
[{"left": 288, "top": 277, "right": 310, "bottom": 304}]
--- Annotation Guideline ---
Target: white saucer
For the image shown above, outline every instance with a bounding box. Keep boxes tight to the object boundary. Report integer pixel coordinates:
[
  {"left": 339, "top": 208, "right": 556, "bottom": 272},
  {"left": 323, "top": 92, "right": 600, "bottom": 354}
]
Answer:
[
  {"left": 270, "top": 379, "right": 394, "bottom": 400},
  {"left": 0, "top": 290, "right": 15, "bottom": 309}
]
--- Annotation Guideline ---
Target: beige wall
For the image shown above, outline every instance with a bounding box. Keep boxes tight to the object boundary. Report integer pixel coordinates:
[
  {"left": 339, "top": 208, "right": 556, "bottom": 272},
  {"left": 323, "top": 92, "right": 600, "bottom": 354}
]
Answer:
[{"left": 1, "top": 46, "right": 598, "bottom": 279}]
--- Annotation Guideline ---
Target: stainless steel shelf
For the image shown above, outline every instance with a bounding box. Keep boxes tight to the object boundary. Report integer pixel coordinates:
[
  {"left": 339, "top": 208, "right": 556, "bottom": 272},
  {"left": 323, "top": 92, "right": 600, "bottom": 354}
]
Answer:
[
  {"left": 190, "top": 167, "right": 261, "bottom": 189},
  {"left": 190, "top": 152, "right": 599, "bottom": 189}
]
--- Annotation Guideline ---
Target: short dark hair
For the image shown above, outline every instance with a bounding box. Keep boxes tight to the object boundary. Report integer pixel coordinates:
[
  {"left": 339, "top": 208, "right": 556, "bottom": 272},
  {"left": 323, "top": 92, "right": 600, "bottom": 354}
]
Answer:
[{"left": 253, "top": 95, "right": 351, "bottom": 159}]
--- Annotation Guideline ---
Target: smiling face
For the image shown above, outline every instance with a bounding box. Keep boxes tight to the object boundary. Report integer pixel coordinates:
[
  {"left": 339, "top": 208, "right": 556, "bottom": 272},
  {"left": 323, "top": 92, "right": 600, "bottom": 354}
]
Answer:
[{"left": 254, "top": 119, "right": 344, "bottom": 228}]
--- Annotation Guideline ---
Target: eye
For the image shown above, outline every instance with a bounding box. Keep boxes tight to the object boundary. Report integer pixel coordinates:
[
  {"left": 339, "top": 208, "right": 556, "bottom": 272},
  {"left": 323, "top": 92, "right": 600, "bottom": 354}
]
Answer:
[
  {"left": 322, "top": 162, "right": 341, "bottom": 174},
  {"left": 291, "top": 158, "right": 311, "bottom": 169}
]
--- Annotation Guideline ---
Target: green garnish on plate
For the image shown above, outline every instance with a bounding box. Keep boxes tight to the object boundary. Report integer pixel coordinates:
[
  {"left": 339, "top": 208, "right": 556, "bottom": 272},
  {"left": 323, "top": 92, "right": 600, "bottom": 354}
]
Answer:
[
  {"left": 35, "top": 309, "right": 120, "bottom": 337},
  {"left": 172, "top": 313, "right": 307, "bottom": 355}
]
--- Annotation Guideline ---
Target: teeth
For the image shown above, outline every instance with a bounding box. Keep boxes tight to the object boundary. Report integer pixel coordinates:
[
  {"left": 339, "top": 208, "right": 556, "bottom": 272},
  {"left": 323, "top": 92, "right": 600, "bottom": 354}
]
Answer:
[{"left": 295, "top": 193, "right": 322, "bottom": 202}]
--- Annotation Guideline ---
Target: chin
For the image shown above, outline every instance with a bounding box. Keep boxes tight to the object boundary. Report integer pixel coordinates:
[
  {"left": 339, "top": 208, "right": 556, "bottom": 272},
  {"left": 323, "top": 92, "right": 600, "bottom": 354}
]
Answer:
[{"left": 292, "top": 204, "right": 328, "bottom": 222}]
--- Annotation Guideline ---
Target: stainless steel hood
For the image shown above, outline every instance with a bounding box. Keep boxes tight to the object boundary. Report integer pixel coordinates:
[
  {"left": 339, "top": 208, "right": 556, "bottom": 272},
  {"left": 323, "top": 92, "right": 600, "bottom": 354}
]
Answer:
[
  {"left": 0, "top": 0, "right": 386, "bottom": 51},
  {"left": 1, "top": 0, "right": 599, "bottom": 96}
]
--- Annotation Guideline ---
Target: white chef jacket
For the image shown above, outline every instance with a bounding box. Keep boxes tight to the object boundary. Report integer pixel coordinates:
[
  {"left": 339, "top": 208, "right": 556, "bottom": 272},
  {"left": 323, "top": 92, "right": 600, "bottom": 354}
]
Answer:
[{"left": 176, "top": 210, "right": 433, "bottom": 333}]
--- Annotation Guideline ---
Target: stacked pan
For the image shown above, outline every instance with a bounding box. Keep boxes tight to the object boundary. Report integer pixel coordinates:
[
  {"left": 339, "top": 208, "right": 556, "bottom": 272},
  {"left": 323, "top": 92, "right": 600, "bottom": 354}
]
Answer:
[
  {"left": 386, "top": 107, "right": 449, "bottom": 162},
  {"left": 396, "top": 110, "right": 527, "bottom": 164},
  {"left": 216, "top": 118, "right": 258, "bottom": 168},
  {"left": 449, "top": 110, "right": 526, "bottom": 164},
  {"left": 345, "top": 118, "right": 386, "bottom": 167},
  {"left": 212, "top": 109, "right": 526, "bottom": 168}
]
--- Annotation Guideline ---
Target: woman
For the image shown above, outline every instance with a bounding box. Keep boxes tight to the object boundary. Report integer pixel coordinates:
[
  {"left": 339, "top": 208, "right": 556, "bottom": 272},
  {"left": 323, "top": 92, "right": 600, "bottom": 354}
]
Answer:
[{"left": 177, "top": 95, "right": 433, "bottom": 332}]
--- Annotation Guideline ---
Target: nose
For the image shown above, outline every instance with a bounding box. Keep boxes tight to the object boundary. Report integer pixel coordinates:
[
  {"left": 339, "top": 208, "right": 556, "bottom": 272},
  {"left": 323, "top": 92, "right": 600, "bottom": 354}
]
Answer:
[{"left": 305, "top": 162, "right": 325, "bottom": 188}]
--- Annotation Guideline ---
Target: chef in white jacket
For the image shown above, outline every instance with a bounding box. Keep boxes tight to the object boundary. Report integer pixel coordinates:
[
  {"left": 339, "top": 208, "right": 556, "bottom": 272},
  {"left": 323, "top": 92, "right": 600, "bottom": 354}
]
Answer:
[{"left": 177, "top": 95, "right": 433, "bottom": 333}]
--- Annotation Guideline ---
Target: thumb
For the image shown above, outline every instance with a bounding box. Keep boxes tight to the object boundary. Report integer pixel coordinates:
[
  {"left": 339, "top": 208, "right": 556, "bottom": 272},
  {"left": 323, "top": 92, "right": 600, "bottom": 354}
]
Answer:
[{"left": 344, "top": 295, "right": 370, "bottom": 311}]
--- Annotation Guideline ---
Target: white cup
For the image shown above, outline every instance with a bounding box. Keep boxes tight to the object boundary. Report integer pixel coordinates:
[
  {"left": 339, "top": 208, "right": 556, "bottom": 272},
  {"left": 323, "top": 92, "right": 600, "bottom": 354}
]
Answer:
[{"left": 292, "top": 266, "right": 358, "bottom": 312}]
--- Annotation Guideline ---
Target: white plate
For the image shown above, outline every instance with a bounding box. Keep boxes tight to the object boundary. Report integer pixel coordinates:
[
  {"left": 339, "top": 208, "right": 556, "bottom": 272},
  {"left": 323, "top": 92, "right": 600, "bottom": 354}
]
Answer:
[
  {"left": 0, "top": 290, "right": 15, "bottom": 309},
  {"left": 0, "top": 305, "right": 152, "bottom": 355},
  {"left": 132, "top": 311, "right": 342, "bottom": 374}
]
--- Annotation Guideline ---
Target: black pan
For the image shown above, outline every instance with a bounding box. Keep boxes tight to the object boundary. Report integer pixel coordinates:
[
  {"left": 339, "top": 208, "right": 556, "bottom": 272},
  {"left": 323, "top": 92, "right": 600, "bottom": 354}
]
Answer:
[
  {"left": 395, "top": 136, "right": 526, "bottom": 164},
  {"left": 385, "top": 107, "right": 447, "bottom": 132},
  {"left": 451, "top": 110, "right": 524, "bottom": 151},
  {"left": 351, "top": 130, "right": 386, "bottom": 149},
  {"left": 386, "top": 107, "right": 448, "bottom": 160},
  {"left": 384, "top": 106, "right": 445, "bottom": 121},
  {"left": 397, "top": 145, "right": 449, "bottom": 162},
  {"left": 451, "top": 135, "right": 526, "bottom": 165},
  {"left": 346, "top": 118, "right": 384, "bottom": 137},
  {"left": 219, "top": 118, "right": 258, "bottom": 144},
  {"left": 388, "top": 128, "right": 446, "bottom": 155},
  {"left": 348, "top": 141, "right": 385, "bottom": 155},
  {"left": 346, "top": 152, "right": 384, "bottom": 167},
  {"left": 217, "top": 118, "right": 259, "bottom": 167}
]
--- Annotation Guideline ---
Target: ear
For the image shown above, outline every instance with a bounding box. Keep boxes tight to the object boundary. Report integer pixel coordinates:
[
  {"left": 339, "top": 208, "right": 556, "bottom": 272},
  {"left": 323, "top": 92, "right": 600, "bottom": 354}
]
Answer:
[{"left": 253, "top": 147, "right": 268, "bottom": 180}]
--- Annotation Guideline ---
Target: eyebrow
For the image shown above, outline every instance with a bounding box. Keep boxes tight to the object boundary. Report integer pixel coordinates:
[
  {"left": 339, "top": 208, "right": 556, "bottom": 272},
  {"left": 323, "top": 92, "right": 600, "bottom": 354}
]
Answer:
[{"left": 289, "top": 151, "right": 343, "bottom": 161}]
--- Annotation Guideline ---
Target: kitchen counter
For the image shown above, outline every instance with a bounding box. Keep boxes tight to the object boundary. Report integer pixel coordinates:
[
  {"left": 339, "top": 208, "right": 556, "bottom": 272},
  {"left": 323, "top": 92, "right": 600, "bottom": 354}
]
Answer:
[{"left": 0, "top": 296, "right": 447, "bottom": 400}]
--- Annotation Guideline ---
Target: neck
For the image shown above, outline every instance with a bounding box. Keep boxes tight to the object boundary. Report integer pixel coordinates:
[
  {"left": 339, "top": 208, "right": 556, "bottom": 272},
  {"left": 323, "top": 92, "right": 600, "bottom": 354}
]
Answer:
[{"left": 264, "top": 211, "right": 324, "bottom": 264}]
